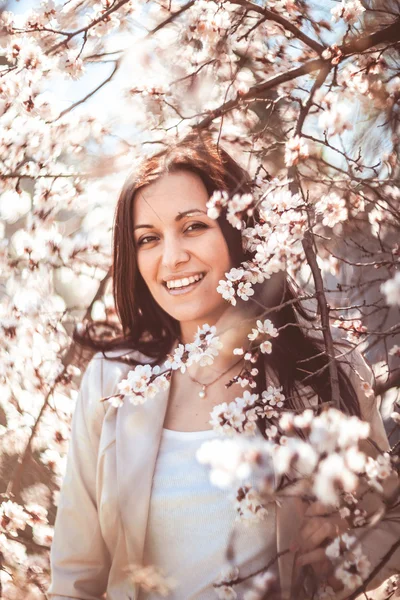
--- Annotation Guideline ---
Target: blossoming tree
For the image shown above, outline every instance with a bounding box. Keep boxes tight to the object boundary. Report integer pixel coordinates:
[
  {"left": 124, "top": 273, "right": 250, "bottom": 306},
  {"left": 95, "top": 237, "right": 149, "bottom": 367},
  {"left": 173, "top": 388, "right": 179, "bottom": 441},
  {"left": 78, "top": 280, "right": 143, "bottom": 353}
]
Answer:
[{"left": 0, "top": 0, "right": 399, "bottom": 598}]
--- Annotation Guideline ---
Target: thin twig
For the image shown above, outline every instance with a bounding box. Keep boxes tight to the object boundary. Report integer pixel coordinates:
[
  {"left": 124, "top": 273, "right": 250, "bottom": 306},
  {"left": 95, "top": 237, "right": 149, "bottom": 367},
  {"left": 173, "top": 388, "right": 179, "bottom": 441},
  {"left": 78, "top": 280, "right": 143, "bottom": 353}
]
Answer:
[{"left": 230, "top": 0, "right": 325, "bottom": 54}]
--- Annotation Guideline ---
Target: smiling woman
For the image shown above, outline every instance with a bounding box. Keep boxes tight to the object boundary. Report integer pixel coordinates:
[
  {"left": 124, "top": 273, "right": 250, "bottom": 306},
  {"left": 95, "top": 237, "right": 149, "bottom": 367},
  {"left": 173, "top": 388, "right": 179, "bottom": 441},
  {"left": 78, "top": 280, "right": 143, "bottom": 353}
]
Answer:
[
  {"left": 47, "top": 133, "right": 399, "bottom": 600},
  {"left": 133, "top": 170, "right": 232, "bottom": 342}
]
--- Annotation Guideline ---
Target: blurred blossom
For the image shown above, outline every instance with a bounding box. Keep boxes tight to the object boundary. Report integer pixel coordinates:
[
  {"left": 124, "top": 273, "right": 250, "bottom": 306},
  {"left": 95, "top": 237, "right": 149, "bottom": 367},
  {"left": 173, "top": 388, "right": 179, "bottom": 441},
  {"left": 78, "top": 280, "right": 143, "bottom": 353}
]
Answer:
[
  {"left": 0, "top": 190, "right": 31, "bottom": 223},
  {"left": 381, "top": 272, "right": 400, "bottom": 306}
]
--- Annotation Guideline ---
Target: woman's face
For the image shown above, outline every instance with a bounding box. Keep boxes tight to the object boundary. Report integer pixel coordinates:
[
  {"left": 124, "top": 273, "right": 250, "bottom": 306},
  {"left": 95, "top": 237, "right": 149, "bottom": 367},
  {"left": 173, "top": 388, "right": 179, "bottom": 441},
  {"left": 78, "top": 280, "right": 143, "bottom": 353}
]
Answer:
[{"left": 133, "top": 170, "right": 233, "bottom": 339}]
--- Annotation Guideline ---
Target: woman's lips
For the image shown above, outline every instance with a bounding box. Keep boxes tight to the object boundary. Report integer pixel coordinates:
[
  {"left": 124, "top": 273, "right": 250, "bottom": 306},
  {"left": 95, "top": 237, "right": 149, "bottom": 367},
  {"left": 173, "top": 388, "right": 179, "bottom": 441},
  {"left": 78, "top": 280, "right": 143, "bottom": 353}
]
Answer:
[{"left": 164, "top": 274, "right": 206, "bottom": 296}]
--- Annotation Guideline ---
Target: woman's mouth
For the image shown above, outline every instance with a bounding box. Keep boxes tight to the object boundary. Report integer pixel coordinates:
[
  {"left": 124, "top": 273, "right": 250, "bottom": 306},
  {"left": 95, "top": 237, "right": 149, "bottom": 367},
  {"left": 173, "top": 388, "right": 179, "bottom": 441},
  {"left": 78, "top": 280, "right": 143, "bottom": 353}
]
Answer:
[{"left": 163, "top": 273, "right": 205, "bottom": 295}]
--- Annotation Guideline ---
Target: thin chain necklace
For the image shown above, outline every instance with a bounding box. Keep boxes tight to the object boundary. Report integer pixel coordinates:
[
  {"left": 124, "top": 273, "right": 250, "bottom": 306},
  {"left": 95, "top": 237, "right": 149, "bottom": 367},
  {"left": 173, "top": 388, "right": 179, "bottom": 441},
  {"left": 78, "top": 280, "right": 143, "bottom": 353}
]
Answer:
[{"left": 186, "top": 357, "right": 244, "bottom": 399}]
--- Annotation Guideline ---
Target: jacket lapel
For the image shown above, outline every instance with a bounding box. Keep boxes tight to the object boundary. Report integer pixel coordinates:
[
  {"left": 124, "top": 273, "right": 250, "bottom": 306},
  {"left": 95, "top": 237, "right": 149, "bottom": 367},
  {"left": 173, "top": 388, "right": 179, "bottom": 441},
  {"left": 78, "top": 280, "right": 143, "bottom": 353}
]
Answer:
[{"left": 115, "top": 383, "right": 170, "bottom": 593}]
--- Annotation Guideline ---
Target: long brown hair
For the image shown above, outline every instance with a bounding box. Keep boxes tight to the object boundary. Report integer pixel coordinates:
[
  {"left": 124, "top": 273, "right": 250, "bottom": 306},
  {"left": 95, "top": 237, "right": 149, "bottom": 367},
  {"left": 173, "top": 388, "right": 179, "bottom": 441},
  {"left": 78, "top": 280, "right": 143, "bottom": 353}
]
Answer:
[{"left": 75, "top": 132, "right": 360, "bottom": 416}]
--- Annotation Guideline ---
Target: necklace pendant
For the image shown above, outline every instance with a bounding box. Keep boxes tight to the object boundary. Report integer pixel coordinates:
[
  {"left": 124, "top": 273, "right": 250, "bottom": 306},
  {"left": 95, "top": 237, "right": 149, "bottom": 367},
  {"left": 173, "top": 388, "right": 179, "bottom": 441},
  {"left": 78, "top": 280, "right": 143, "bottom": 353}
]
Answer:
[{"left": 199, "top": 385, "right": 206, "bottom": 399}]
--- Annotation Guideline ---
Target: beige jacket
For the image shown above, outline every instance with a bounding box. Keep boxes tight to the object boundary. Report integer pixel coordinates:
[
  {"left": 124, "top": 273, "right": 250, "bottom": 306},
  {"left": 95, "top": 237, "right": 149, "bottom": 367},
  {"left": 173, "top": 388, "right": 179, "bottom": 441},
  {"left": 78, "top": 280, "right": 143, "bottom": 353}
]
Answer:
[{"left": 47, "top": 348, "right": 399, "bottom": 600}]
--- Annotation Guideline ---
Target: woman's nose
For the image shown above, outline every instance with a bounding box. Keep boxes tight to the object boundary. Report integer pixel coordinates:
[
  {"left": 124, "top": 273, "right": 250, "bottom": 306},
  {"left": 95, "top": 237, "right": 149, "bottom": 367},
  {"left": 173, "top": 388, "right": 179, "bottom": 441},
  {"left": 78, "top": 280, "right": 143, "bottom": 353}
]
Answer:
[{"left": 161, "top": 236, "right": 190, "bottom": 270}]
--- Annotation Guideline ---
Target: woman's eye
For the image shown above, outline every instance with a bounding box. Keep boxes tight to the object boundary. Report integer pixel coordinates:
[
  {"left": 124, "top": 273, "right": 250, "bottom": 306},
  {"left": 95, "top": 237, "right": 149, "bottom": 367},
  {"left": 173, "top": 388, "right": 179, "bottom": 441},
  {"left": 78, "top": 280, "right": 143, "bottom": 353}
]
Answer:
[
  {"left": 137, "top": 235, "right": 158, "bottom": 246},
  {"left": 185, "top": 222, "right": 208, "bottom": 233}
]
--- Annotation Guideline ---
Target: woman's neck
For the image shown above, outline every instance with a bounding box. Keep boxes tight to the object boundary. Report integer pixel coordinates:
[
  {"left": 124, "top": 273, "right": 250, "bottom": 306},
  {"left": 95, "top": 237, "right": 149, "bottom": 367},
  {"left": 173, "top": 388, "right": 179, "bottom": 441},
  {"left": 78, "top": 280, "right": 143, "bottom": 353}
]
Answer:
[{"left": 178, "top": 306, "right": 257, "bottom": 378}]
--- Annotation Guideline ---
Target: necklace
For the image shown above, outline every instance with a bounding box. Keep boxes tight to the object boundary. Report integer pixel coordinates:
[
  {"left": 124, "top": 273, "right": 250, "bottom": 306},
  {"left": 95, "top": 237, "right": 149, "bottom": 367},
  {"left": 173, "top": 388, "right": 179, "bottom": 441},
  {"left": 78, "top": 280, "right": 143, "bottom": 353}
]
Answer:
[{"left": 186, "top": 357, "right": 244, "bottom": 399}]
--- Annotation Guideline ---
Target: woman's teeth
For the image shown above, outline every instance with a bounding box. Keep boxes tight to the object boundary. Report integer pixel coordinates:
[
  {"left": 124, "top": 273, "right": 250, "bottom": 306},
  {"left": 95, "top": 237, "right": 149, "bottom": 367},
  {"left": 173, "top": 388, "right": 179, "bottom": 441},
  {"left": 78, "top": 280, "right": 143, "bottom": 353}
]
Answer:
[{"left": 166, "top": 273, "right": 204, "bottom": 290}]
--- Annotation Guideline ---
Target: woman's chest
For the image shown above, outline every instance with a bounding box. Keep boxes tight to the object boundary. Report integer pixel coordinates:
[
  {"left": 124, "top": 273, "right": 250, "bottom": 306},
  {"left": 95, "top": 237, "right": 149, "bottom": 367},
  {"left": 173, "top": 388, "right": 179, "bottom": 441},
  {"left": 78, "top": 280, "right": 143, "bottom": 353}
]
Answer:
[
  {"left": 163, "top": 378, "right": 240, "bottom": 431},
  {"left": 141, "top": 430, "right": 277, "bottom": 599}
]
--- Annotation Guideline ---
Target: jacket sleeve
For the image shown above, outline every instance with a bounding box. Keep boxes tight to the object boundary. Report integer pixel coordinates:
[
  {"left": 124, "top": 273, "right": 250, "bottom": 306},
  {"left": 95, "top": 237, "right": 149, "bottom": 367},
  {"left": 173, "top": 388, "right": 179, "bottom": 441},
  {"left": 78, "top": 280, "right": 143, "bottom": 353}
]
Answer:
[{"left": 47, "top": 354, "right": 111, "bottom": 600}]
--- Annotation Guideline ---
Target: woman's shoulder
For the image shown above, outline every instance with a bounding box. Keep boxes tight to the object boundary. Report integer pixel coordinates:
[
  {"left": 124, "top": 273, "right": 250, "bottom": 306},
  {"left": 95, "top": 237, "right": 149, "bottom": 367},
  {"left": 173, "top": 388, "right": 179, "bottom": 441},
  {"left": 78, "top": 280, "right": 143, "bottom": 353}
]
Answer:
[
  {"left": 75, "top": 348, "right": 156, "bottom": 438},
  {"left": 83, "top": 348, "right": 155, "bottom": 397}
]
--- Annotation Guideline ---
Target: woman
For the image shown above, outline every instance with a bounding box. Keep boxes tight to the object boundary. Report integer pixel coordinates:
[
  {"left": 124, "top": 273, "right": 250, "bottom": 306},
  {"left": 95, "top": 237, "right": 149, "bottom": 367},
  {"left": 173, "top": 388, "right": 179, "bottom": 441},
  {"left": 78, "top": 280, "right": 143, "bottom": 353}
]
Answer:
[{"left": 48, "top": 134, "right": 398, "bottom": 600}]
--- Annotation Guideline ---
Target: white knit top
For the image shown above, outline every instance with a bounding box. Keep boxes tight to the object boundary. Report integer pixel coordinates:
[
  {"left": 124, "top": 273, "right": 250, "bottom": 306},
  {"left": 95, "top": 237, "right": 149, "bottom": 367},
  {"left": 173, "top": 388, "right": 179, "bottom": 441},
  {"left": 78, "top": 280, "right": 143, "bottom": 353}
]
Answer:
[{"left": 138, "top": 428, "right": 277, "bottom": 600}]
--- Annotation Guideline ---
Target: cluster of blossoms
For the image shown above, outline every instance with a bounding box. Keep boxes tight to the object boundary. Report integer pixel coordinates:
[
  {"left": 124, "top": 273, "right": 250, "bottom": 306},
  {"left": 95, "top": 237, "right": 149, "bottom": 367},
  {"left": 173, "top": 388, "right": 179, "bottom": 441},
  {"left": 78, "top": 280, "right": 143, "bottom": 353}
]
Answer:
[
  {"left": 198, "top": 406, "right": 399, "bottom": 593},
  {"left": 107, "top": 324, "right": 223, "bottom": 406},
  {"left": 385, "top": 575, "right": 400, "bottom": 596},
  {"left": 333, "top": 316, "right": 368, "bottom": 344},
  {"left": 206, "top": 190, "right": 255, "bottom": 229},
  {"left": 234, "top": 485, "right": 269, "bottom": 523},
  {"left": 209, "top": 385, "right": 286, "bottom": 437},
  {"left": 111, "top": 364, "right": 171, "bottom": 407},
  {"left": 216, "top": 186, "right": 308, "bottom": 306},
  {"left": 128, "top": 563, "right": 176, "bottom": 597},
  {"left": 0, "top": 499, "right": 50, "bottom": 548},
  {"left": 248, "top": 319, "right": 279, "bottom": 355},
  {"left": 217, "top": 267, "right": 255, "bottom": 305},
  {"left": 165, "top": 324, "right": 223, "bottom": 370},
  {"left": 284, "top": 135, "right": 309, "bottom": 167},
  {"left": 199, "top": 407, "right": 388, "bottom": 508},
  {"left": 326, "top": 533, "right": 371, "bottom": 590},
  {"left": 213, "top": 564, "right": 276, "bottom": 600},
  {"left": 316, "top": 91, "right": 353, "bottom": 136},
  {"left": 315, "top": 192, "right": 348, "bottom": 229},
  {"left": 331, "top": 0, "right": 366, "bottom": 24}
]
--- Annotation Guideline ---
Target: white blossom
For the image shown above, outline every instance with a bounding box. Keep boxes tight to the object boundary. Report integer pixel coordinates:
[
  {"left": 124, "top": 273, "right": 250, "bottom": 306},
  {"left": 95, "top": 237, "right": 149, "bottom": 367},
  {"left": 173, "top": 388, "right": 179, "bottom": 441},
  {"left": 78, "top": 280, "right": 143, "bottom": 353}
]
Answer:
[
  {"left": 315, "top": 193, "right": 348, "bottom": 228},
  {"left": 0, "top": 501, "right": 28, "bottom": 536},
  {"left": 331, "top": 0, "right": 366, "bottom": 24},
  {"left": 381, "top": 272, "right": 400, "bottom": 306},
  {"left": 116, "top": 363, "right": 170, "bottom": 405},
  {"left": 284, "top": 135, "right": 309, "bottom": 166},
  {"left": 235, "top": 485, "right": 269, "bottom": 523},
  {"left": 128, "top": 564, "right": 176, "bottom": 597},
  {"left": 217, "top": 279, "right": 237, "bottom": 305}
]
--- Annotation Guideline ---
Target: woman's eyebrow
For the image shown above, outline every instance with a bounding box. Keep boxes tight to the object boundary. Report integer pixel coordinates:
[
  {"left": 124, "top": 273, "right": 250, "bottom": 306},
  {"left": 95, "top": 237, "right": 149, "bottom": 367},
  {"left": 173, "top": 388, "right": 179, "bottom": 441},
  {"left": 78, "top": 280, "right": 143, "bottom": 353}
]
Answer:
[
  {"left": 176, "top": 209, "right": 207, "bottom": 221},
  {"left": 134, "top": 209, "right": 207, "bottom": 231}
]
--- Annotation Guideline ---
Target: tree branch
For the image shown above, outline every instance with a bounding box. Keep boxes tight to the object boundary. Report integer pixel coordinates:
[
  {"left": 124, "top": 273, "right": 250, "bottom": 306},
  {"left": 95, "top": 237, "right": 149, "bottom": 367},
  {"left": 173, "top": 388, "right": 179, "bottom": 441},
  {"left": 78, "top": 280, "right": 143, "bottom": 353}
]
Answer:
[
  {"left": 56, "top": 60, "right": 120, "bottom": 120},
  {"left": 47, "top": 0, "right": 132, "bottom": 55},
  {"left": 195, "top": 17, "right": 400, "bottom": 130},
  {"left": 147, "top": 0, "right": 196, "bottom": 36},
  {"left": 229, "top": 0, "right": 325, "bottom": 55},
  {"left": 346, "top": 537, "right": 400, "bottom": 600}
]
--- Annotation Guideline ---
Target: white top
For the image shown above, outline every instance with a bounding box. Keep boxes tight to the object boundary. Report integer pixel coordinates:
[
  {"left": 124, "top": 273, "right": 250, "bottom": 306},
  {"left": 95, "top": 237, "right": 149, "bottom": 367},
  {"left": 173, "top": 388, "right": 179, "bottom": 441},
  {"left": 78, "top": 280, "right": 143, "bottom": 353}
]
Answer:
[{"left": 138, "top": 428, "right": 277, "bottom": 600}]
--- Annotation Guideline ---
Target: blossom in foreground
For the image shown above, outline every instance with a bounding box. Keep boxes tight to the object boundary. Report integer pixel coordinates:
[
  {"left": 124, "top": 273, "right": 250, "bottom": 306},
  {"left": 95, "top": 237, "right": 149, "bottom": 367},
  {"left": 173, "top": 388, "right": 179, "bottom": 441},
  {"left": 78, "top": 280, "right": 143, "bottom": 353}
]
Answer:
[
  {"left": 235, "top": 485, "right": 269, "bottom": 523},
  {"left": 217, "top": 279, "right": 237, "bottom": 305},
  {"left": 284, "top": 135, "right": 309, "bottom": 167},
  {"left": 214, "top": 564, "right": 239, "bottom": 599},
  {"left": 333, "top": 317, "right": 367, "bottom": 344},
  {"left": 0, "top": 501, "right": 28, "bottom": 537},
  {"left": 331, "top": 0, "right": 366, "bottom": 24},
  {"left": 183, "top": 324, "right": 223, "bottom": 366},
  {"left": 380, "top": 271, "right": 400, "bottom": 306},
  {"left": 315, "top": 192, "right": 348, "bottom": 228},
  {"left": 326, "top": 533, "right": 371, "bottom": 590},
  {"left": 389, "top": 344, "right": 400, "bottom": 357},
  {"left": 248, "top": 319, "right": 279, "bottom": 354},
  {"left": 196, "top": 437, "right": 272, "bottom": 489},
  {"left": 200, "top": 408, "right": 385, "bottom": 508},
  {"left": 226, "top": 193, "right": 254, "bottom": 230},
  {"left": 114, "top": 364, "right": 170, "bottom": 406},
  {"left": 243, "top": 572, "right": 276, "bottom": 599},
  {"left": 128, "top": 564, "right": 176, "bottom": 597},
  {"left": 209, "top": 391, "right": 258, "bottom": 436},
  {"left": 206, "top": 190, "right": 229, "bottom": 219}
]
